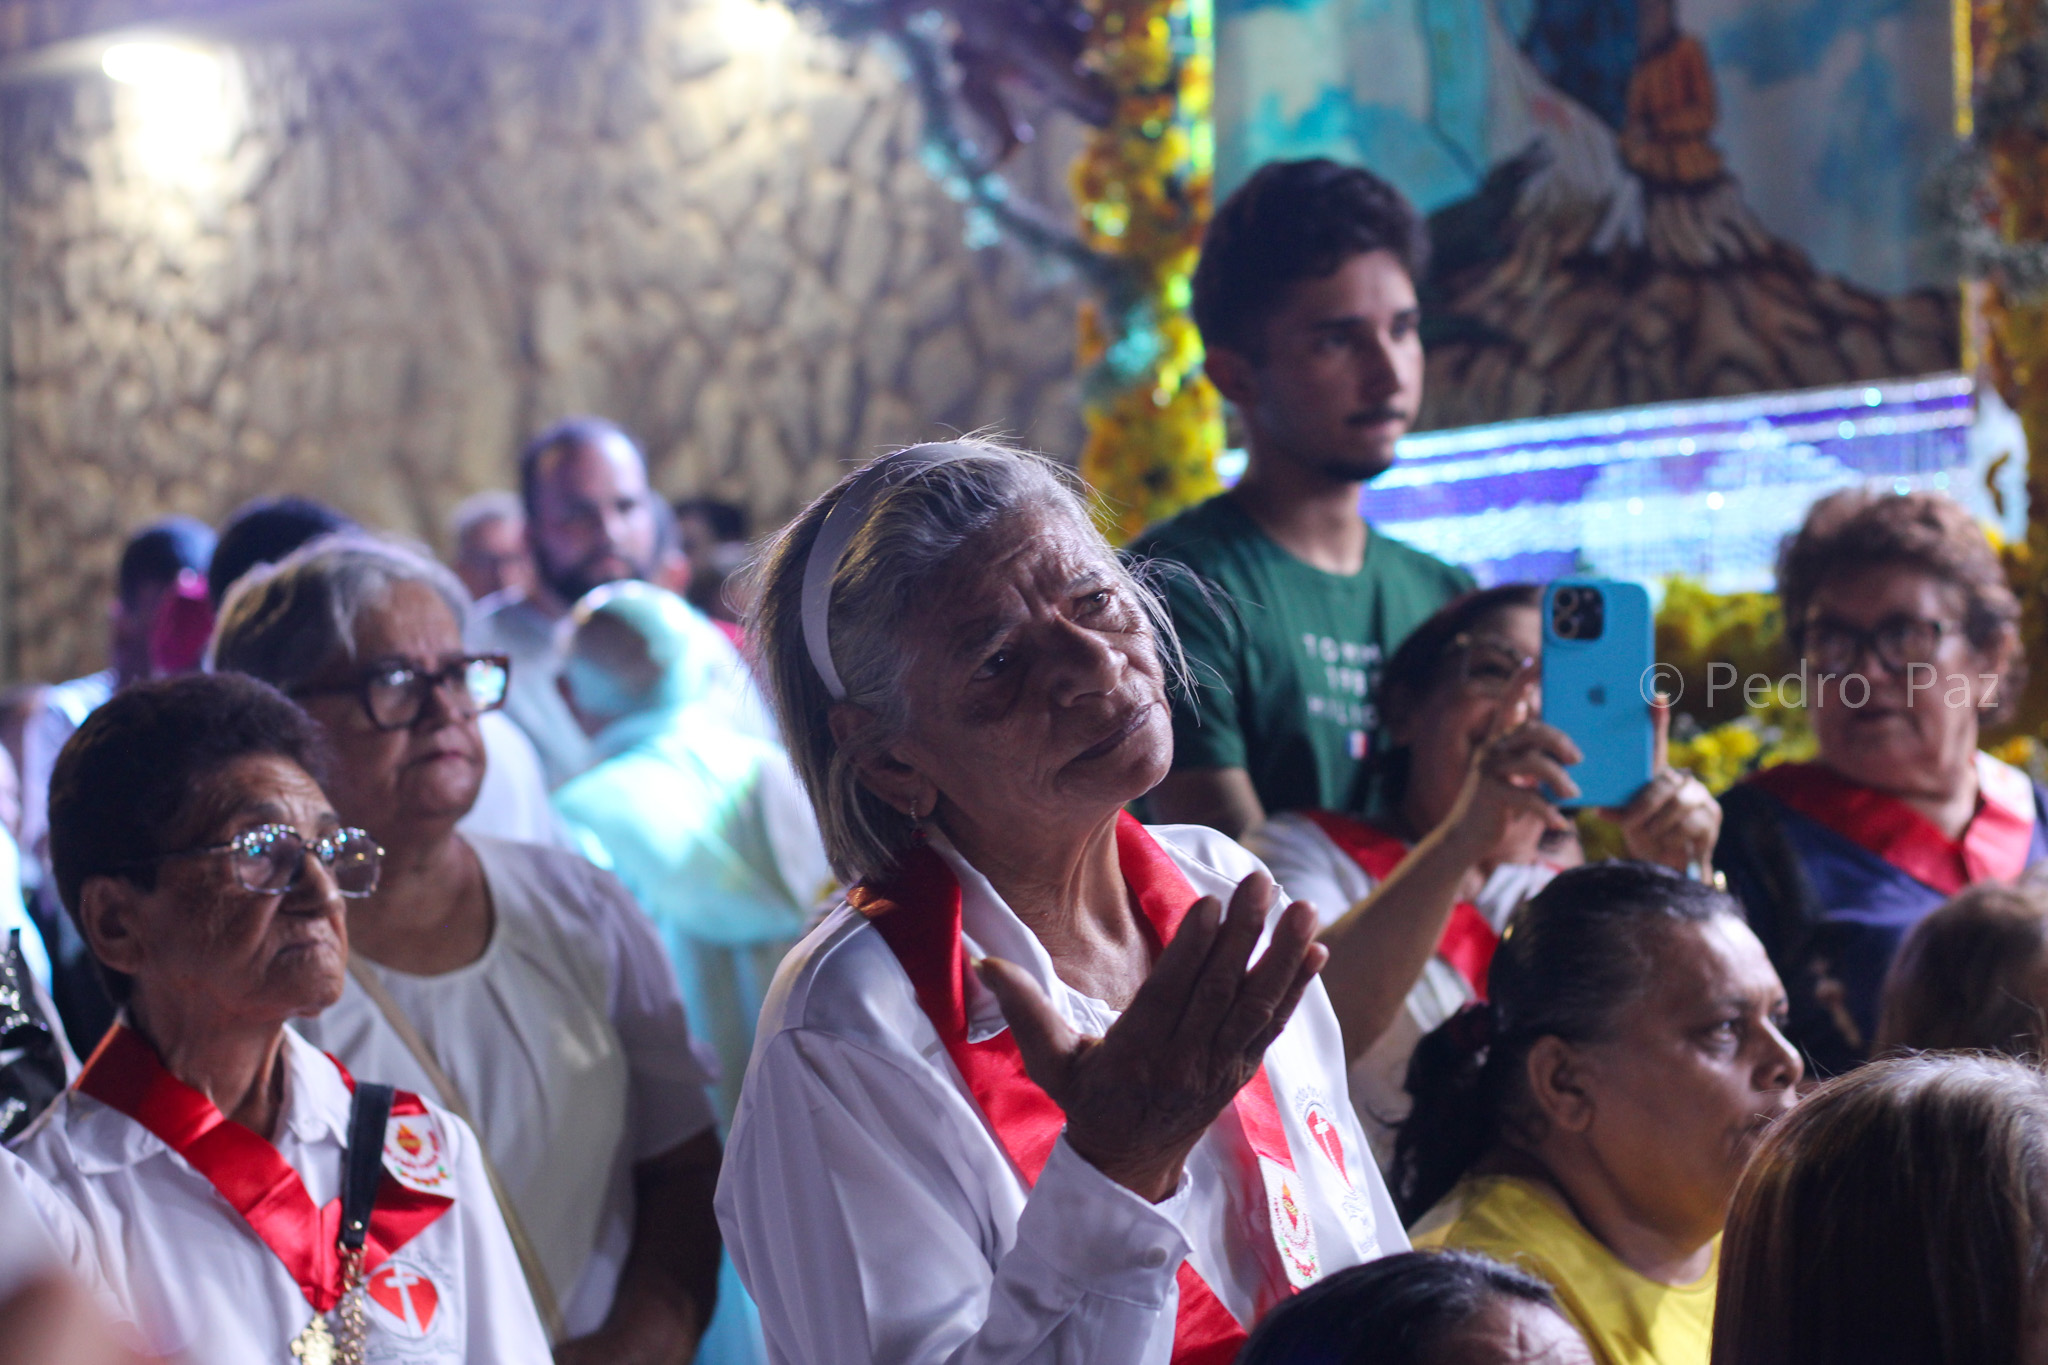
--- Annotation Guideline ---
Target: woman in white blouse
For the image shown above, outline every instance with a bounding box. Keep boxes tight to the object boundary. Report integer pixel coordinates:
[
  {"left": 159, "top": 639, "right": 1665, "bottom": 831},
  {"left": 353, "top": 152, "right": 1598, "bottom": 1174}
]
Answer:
[
  {"left": 16, "top": 673, "right": 548, "bottom": 1364},
  {"left": 210, "top": 536, "right": 721, "bottom": 1364},
  {"left": 718, "top": 441, "right": 1405, "bottom": 1365}
]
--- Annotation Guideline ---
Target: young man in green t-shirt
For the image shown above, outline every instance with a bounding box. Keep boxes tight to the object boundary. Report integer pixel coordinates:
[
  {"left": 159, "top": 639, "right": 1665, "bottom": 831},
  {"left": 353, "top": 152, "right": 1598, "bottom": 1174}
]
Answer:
[{"left": 1133, "top": 159, "right": 1474, "bottom": 839}]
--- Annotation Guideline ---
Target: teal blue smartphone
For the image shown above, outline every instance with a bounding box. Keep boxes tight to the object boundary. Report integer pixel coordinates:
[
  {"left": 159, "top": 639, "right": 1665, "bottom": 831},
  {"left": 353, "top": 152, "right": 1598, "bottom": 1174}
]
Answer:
[{"left": 1541, "top": 579, "right": 1654, "bottom": 809}]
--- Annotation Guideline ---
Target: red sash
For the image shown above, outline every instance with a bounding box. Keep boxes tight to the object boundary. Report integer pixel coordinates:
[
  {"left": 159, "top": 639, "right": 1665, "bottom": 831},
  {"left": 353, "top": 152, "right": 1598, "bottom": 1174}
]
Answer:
[
  {"left": 1750, "top": 758, "right": 2037, "bottom": 897},
  {"left": 850, "top": 812, "right": 1316, "bottom": 1364},
  {"left": 1302, "top": 811, "right": 1499, "bottom": 999},
  {"left": 75, "top": 1024, "right": 453, "bottom": 1313}
]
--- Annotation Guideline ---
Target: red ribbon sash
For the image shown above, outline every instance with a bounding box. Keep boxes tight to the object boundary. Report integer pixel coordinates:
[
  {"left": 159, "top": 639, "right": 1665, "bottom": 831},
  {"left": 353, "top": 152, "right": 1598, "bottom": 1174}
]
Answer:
[
  {"left": 1749, "top": 759, "right": 2037, "bottom": 897},
  {"left": 1302, "top": 811, "right": 1499, "bottom": 999},
  {"left": 851, "top": 812, "right": 1308, "bottom": 1365},
  {"left": 75, "top": 1024, "right": 453, "bottom": 1313}
]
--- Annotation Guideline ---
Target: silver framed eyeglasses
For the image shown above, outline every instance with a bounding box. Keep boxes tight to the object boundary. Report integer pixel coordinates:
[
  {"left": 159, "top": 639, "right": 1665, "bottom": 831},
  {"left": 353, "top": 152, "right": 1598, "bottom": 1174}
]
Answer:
[
  {"left": 138, "top": 824, "right": 384, "bottom": 898},
  {"left": 295, "top": 654, "right": 511, "bottom": 732}
]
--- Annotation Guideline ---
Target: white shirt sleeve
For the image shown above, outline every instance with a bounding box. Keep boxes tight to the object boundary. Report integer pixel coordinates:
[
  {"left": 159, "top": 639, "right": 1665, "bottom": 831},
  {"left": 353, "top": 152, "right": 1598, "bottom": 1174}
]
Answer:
[
  {"left": 0, "top": 1146, "right": 78, "bottom": 1298},
  {"left": 718, "top": 1027, "right": 1191, "bottom": 1365},
  {"left": 587, "top": 865, "right": 718, "bottom": 1160}
]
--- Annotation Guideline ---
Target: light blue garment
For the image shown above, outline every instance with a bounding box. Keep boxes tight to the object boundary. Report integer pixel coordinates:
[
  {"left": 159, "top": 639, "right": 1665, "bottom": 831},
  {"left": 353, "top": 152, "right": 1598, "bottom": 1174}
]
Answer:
[
  {"left": 471, "top": 590, "right": 777, "bottom": 790},
  {"left": 554, "top": 705, "right": 831, "bottom": 1127},
  {"left": 555, "top": 705, "right": 820, "bottom": 1365}
]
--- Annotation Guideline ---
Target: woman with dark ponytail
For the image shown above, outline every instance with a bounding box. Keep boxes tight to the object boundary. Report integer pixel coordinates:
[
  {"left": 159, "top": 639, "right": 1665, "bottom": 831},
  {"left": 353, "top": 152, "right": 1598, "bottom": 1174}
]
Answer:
[{"left": 1399, "top": 862, "right": 1801, "bottom": 1365}]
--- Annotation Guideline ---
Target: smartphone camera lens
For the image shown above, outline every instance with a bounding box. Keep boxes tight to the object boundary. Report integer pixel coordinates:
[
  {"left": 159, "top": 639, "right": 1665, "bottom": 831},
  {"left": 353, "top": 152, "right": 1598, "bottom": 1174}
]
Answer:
[
  {"left": 1576, "top": 589, "right": 1605, "bottom": 641},
  {"left": 1550, "top": 585, "right": 1606, "bottom": 642},
  {"left": 1552, "top": 587, "right": 1580, "bottom": 640}
]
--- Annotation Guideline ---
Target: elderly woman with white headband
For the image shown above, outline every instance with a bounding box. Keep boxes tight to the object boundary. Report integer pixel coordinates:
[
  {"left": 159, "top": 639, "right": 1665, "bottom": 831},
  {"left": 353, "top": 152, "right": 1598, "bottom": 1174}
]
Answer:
[{"left": 714, "top": 441, "right": 1404, "bottom": 1365}]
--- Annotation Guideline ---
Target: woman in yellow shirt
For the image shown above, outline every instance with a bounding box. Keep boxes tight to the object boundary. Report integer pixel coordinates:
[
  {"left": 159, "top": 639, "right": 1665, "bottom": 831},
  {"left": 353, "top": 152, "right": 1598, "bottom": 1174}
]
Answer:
[{"left": 1395, "top": 861, "right": 1802, "bottom": 1365}]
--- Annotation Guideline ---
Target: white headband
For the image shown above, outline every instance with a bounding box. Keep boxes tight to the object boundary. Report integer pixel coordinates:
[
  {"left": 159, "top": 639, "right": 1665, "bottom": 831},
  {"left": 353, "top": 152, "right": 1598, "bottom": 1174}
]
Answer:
[{"left": 800, "top": 446, "right": 964, "bottom": 701}]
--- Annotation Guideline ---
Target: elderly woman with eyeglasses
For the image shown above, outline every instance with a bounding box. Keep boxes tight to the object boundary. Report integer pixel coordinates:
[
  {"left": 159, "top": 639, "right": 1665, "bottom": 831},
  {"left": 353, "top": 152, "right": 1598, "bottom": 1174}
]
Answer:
[
  {"left": 1249, "top": 585, "right": 1720, "bottom": 1166},
  {"left": 716, "top": 442, "right": 1405, "bottom": 1365},
  {"left": 12, "top": 673, "right": 551, "bottom": 1363},
  {"left": 1713, "top": 488, "right": 2045, "bottom": 1077},
  {"left": 210, "top": 535, "right": 722, "bottom": 1365}
]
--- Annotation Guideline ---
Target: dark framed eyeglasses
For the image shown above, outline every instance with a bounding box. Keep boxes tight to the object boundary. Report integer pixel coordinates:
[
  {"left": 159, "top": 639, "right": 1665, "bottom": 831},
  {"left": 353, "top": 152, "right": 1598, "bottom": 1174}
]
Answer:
[
  {"left": 134, "top": 824, "right": 384, "bottom": 898},
  {"left": 295, "top": 654, "right": 510, "bottom": 731},
  {"left": 1449, "top": 633, "right": 1536, "bottom": 697},
  {"left": 1803, "top": 614, "right": 1958, "bottom": 675}
]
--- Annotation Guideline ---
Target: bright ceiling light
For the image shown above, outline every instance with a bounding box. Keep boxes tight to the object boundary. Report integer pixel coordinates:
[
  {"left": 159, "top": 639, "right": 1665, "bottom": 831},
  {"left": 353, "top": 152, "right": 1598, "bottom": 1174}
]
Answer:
[
  {"left": 102, "top": 41, "right": 221, "bottom": 93},
  {"left": 719, "top": 0, "right": 796, "bottom": 52}
]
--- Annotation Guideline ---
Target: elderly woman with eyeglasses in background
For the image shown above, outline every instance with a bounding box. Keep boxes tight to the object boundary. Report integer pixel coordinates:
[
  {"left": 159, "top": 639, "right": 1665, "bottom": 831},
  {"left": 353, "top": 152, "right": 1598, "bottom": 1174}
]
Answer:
[
  {"left": 1714, "top": 488, "right": 2044, "bottom": 1077},
  {"left": 210, "top": 535, "right": 723, "bottom": 1365},
  {"left": 13, "top": 673, "right": 550, "bottom": 1363},
  {"left": 1250, "top": 585, "right": 1721, "bottom": 1166}
]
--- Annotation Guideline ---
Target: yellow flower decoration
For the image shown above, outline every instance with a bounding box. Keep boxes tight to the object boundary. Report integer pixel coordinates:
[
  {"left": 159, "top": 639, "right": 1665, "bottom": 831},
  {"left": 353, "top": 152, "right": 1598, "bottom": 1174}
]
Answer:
[{"left": 1073, "top": 0, "right": 1225, "bottom": 542}]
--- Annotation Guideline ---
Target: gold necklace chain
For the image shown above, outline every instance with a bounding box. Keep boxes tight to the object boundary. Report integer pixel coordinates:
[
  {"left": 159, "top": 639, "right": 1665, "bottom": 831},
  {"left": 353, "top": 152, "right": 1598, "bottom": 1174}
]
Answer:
[{"left": 335, "top": 1245, "right": 370, "bottom": 1365}]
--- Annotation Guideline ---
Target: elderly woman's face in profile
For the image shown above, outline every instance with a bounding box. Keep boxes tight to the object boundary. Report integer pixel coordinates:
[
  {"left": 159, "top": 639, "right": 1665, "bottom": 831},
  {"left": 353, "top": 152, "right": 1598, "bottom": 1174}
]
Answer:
[
  {"left": 886, "top": 504, "right": 1172, "bottom": 833},
  {"left": 293, "top": 580, "right": 486, "bottom": 831},
  {"left": 93, "top": 754, "right": 348, "bottom": 1025}
]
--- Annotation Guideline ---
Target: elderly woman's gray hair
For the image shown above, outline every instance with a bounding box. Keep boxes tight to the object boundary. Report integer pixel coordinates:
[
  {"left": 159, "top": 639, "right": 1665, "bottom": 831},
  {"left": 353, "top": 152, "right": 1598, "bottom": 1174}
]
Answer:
[
  {"left": 750, "top": 439, "right": 1177, "bottom": 882},
  {"left": 209, "top": 533, "right": 473, "bottom": 691}
]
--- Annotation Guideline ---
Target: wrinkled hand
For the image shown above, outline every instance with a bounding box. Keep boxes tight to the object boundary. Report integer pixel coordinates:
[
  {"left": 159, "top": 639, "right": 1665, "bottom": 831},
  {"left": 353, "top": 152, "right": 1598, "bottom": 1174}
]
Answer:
[
  {"left": 977, "top": 872, "right": 1327, "bottom": 1203},
  {"left": 1605, "top": 695, "right": 1721, "bottom": 874},
  {"left": 1441, "top": 664, "right": 1581, "bottom": 860}
]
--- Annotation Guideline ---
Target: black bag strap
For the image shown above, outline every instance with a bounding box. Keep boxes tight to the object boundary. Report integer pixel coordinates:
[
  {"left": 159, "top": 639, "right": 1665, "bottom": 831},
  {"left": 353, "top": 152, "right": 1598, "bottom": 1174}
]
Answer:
[{"left": 341, "top": 1081, "right": 395, "bottom": 1253}]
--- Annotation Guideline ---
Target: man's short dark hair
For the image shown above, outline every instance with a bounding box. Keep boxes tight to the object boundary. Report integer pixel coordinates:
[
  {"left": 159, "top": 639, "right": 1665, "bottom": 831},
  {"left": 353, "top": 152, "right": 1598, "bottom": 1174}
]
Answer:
[
  {"left": 118, "top": 517, "right": 216, "bottom": 608},
  {"left": 209, "top": 496, "right": 358, "bottom": 607},
  {"left": 48, "top": 674, "right": 327, "bottom": 1004},
  {"left": 519, "top": 417, "right": 645, "bottom": 522},
  {"left": 1192, "top": 158, "right": 1430, "bottom": 358}
]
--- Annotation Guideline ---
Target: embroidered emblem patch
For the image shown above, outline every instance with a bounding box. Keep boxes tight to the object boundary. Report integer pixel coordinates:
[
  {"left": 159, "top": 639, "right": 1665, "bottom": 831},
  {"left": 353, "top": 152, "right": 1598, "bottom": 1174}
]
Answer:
[
  {"left": 367, "top": 1260, "right": 441, "bottom": 1337},
  {"left": 383, "top": 1113, "right": 452, "bottom": 1193},
  {"left": 1302, "top": 1099, "right": 1351, "bottom": 1188},
  {"left": 1259, "top": 1155, "right": 1321, "bottom": 1289}
]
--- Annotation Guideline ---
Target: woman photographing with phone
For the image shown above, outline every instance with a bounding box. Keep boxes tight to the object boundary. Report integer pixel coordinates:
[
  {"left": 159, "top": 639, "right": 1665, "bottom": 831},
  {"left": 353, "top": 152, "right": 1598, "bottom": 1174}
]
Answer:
[{"left": 1251, "top": 585, "right": 1721, "bottom": 1159}]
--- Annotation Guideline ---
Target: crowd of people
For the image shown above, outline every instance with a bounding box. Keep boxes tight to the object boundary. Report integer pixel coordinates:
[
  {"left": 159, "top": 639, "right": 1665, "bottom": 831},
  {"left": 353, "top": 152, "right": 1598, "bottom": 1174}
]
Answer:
[{"left": 1, "top": 155, "right": 2045, "bottom": 1365}]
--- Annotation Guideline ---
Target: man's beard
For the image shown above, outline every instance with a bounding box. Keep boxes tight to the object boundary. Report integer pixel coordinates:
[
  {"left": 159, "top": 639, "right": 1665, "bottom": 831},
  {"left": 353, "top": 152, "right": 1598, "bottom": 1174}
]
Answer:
[
  {"left": 1274, "top": 404, "right": 1407, "bottom": 484},
  {"left": 537, "top": 546, "right": 649, "bottom": 606}
]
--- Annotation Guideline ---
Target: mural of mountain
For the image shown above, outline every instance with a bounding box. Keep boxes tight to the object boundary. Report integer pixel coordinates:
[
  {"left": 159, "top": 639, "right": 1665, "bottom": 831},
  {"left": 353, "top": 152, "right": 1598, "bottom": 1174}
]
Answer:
[
  {"left": 1415, "top": 0, "right": 1955, "bottom": 427},
  {"left": 1216, "top": 0, "right": 1959, "bottom": 429}
]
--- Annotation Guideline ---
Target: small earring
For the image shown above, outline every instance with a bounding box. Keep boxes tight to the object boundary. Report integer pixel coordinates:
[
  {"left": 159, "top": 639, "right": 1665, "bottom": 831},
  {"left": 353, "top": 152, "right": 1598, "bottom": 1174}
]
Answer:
[{"left": 907, "top": 799, "right": 925, "bottom": 839}]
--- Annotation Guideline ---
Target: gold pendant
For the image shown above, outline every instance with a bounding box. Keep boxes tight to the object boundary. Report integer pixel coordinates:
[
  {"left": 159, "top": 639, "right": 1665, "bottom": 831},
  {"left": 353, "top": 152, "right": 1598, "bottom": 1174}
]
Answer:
[{"left": 290, "top": 1313, "right": 337, "bottom": 1365}]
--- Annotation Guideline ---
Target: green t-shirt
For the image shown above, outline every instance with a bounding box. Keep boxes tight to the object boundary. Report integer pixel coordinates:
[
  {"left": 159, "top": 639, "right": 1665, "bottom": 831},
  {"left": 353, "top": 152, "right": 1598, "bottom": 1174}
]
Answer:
[{"left": 1131, "top": 493, "right": 1474, "bottom": 817}]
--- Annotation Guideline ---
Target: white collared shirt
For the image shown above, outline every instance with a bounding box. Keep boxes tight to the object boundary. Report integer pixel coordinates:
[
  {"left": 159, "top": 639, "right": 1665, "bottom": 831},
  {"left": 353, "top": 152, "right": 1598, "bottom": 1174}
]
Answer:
[
  {"left": 714, "top": 822, "right": 1404, "bottom": 1365},
  {"left": 1249, "top": 812, "right": 1556, "bottom": 1169},
  {"left": 12, "top": 1028, "right": 551, "bottom": 1364}
]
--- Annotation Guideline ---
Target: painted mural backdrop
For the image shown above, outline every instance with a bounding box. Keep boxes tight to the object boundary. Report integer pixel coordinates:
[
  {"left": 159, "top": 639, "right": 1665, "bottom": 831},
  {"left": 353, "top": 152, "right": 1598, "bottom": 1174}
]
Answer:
[{"left": 1216, "top": 0, "right": 1961, "bottom": 428}]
